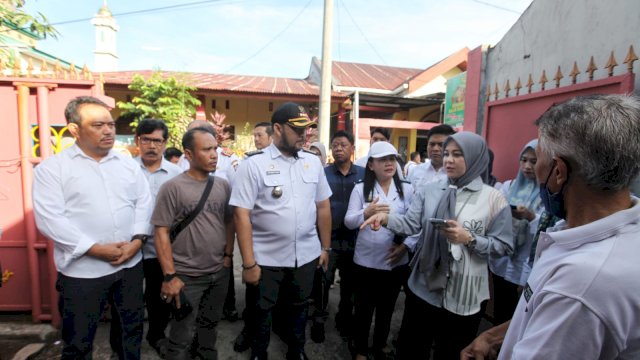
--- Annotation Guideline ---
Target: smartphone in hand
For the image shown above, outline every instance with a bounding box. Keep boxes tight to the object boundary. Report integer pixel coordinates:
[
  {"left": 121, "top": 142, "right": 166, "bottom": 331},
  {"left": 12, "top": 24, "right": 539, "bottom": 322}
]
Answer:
[{"left": 429, "top": 218, "right": 450, "bottom": 228}]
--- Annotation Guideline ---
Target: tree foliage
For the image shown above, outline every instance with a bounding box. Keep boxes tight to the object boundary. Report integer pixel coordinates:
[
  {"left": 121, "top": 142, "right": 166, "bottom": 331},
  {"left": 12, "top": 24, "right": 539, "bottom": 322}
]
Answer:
[
  {"left": 117, "top": 72, "right": 201, "bottom": 149},
  {"left": 0, "top": 0, "right": 59, "bottom": 64}
]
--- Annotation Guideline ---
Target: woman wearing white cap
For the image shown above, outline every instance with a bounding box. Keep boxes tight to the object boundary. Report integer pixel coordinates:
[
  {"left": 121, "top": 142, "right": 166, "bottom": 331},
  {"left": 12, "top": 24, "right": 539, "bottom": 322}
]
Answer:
[{"left": 344, "top": 141, "right": 418, "bottom": 360}]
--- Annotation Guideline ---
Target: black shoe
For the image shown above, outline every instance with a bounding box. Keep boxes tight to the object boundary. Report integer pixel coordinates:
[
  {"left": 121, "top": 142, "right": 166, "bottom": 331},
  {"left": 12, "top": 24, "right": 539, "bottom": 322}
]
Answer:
[
  {"left": 310, "top": 322, "right": 325, "bottom": 343},
  {"left": 286, "top": 351, "right": 309, "bottom": 360},
  {"left": 223, "top": 308, "right": 239, "bottom": 322},
  {"left": 233, "top": 330, "right": 252, "bottom": 352}
]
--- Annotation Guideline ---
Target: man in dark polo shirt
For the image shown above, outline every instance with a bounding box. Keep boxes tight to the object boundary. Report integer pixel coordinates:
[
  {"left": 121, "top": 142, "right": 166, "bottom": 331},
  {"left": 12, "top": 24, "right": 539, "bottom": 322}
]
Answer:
[
  {"left": 310, "top": 130, "right": 365, "bottom": 343},
  {"left": 152, "top": 126, "right": 234, "bottom": 360}
]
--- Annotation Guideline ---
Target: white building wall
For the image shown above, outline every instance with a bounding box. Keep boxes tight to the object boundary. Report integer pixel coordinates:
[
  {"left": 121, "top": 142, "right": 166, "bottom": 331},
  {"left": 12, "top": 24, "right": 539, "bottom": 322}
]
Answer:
[{"left": 484, "top": 0, "right": 640, "bottom": 99}]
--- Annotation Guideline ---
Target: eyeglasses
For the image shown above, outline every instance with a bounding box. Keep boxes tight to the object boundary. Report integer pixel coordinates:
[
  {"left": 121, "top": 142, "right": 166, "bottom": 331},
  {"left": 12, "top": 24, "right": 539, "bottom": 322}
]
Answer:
[{"left": 139, "top": 137, "right": 166, "bottom": 146}]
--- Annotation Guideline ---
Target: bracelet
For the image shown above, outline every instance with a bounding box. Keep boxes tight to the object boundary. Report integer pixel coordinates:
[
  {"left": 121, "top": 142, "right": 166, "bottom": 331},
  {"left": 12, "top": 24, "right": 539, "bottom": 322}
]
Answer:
[
  {"left": 223, "top": 252, "right": 233, "bottom": 258},
  {"left": 321, "top": 247, "right": 332, "bottom": 253},
  {"left": 241, "top": 262, "right": 258, "bottom": 270}
]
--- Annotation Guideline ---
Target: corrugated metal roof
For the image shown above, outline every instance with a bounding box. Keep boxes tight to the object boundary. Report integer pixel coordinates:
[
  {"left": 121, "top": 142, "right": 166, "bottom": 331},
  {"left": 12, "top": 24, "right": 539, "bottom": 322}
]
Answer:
[
  {"left": 331, "top": 61, "right": 423, "bottom": 90},
  {"left": 99, "top": 70, "right": 334, "bottom": 97}
]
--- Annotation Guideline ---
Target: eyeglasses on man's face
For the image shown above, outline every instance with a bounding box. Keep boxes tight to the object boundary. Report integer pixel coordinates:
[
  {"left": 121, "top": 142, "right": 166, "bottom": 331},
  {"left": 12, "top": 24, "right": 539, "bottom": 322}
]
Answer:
[{"left": 139, "top": 136, "right": 166, "bottom": 146}]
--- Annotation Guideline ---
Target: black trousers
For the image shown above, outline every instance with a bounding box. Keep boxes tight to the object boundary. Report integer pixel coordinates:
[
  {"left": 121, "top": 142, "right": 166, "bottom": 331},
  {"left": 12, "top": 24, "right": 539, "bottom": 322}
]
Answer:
[
  {"left": 57, "top": 262, "right": 144, "bottom": 360},
  {"left": 110, "top": 258, "right": 171, "bottom": 356},
  {"left": 251, "top": 258, "right": 317, "bottom": 357},
  {"left": 352, "top": 264, "right": 408, "bottom": 355},
  {"left": 491, "top": 271, "right": 520, "bottom": 325},
  {"left": 396, "top": 288, "right": 485, "bottom": 360},
  {"left": 310, "top": 249, "right": 356, "bottom": 325}
]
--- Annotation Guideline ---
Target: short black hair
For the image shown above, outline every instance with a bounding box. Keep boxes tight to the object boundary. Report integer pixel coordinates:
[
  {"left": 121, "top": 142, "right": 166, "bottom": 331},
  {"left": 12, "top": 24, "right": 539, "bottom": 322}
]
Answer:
[
  {"left": 164, "top": 147, "right": 182, "bottom": 160},
  {"left": 182, "top": 126, "right": 216, "bottom": 151},
  {"left": 370, "top": 127, "right": 391, "bottom": 140},
  {"left": 426, "top": 124, "right": 455, "bottom": 141},
  {"left": 254, "top": 122, "right": 273, "bottom": 136},
  {"left": 135, "top": 119, "right": 169, "bottom": 140},
  {"left": 64, "top": 96, "right": 109, "bottom": 124},
  {"left": 331, "top": 130, "right": 355, "bottom": 145},
  {"left": 410, "top": 151, "right": 420, "bottom": 161}
]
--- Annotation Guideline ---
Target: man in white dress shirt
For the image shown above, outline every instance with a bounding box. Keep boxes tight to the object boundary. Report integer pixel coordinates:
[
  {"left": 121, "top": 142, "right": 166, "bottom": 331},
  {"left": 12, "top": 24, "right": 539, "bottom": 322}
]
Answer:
[
  {"left": 461, "top": 94, "right": 640, "bottom": 359},
  {"left": 110, "top": 119, "right": 183, "bottom": 357},
  {"left": 33, "top": 96, "right": 153, "bottom": 359},
  {"left": 408, "top": 124, "right": 455, "bottom": 191}
]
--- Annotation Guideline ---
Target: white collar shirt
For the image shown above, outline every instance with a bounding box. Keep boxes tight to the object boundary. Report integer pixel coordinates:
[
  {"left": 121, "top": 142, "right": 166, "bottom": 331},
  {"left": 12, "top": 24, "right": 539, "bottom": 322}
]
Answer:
[
  {"left": 33, "top": 144, "right": 153, "bottom": 278},
  {"left": 229, "top": 143, "right": 332, "bottom": 267},
  {"left": 408, "top": 159, "right": 447, "bottom": 192},
  {"left": 134, "top": 157, "right": 183, "bottom": 258},
  {"left": 344, "top": 181, "right": 419, "bottom": 270},
  {"left": 500, "top": 198, "right": 640, "bottom": 359}
]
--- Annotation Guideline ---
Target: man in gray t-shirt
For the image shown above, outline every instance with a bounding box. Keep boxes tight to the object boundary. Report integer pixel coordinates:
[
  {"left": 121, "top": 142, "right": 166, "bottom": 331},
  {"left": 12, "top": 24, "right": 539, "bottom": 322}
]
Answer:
[{"left": 152, "top": 127, "right": 234, "bottom": 360}]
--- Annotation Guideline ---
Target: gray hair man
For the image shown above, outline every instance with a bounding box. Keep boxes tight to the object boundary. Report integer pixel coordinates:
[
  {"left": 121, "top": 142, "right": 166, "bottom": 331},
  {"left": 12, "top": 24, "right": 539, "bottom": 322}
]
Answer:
[{"left": 462, "top": 94, "right": 640, "bottom": 359}]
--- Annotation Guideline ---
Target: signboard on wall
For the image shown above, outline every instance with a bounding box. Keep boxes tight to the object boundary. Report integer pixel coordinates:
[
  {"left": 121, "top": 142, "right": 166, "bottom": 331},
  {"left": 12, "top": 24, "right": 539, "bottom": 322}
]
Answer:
[{"left": 444, "top": 72, "right": 466, "bottom": 128}]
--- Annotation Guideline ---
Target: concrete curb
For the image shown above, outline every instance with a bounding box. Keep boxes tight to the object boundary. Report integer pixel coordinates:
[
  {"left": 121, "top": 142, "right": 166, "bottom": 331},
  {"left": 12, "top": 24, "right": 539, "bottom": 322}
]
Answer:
[{"left": 0, "top": 323, "right": 57, "bottom": 342}]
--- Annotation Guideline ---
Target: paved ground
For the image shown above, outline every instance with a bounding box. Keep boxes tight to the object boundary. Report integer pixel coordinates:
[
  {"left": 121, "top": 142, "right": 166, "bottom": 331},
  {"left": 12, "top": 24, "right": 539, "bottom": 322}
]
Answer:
[{"left": 1, "top": 249, "right": 409, "bottom": 360}]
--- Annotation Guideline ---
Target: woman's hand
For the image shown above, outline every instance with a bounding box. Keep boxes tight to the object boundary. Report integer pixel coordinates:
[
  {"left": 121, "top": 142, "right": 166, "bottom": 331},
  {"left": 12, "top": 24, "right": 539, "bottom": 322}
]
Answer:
[
  {"left": 386, "top": 243, "right": 407, "bottom": 265},
  {"left": 440, "top": 219, "right": 473, "bottom": 245},
  {"left": 361, "top": 212, "right": 389, "bottom": 231},
  {"left": 363, "top": 196, "right": 390, "bottom": 220},
  {"left": 512, "top": 205, "right": 536, "bottom": 221}
]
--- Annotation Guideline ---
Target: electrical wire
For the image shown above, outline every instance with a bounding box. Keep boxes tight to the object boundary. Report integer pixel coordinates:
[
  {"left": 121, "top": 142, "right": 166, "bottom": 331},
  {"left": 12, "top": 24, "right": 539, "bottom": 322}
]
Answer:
[
  {"left": 337, "top": 0, "right": 387, "bottom": 65},
  {"left": 470, "top": 0, "right": 521, "bottom": 15},
  {"left": 221, "top": 0, "right": 315, "bottom": 74}
]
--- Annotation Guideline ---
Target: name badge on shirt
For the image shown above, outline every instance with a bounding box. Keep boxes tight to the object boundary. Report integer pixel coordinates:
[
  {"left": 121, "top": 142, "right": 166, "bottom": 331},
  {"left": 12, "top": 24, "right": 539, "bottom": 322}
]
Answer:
[
  {"left": 267, "top": 170, "right": 280, "bottom": 175},
  {"left": 523, "top": 282, "right": 533, "bottom": 303}
]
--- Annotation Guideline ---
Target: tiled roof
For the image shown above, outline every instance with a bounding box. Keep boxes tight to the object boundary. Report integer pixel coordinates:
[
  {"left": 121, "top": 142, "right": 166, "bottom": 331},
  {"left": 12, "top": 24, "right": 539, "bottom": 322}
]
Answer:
[
  {"left": 99, "top": 70, "right": 336, "bottom": 97},
  {"left": 331, "top": 61, "right": 423, "bottom": 90}
]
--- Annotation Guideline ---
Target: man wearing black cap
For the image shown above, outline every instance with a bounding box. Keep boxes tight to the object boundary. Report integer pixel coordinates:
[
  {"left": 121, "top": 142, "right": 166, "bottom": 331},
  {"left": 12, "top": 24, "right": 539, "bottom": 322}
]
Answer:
[{"left": 230, "top": 102, "right": 332, "bottom": 360}]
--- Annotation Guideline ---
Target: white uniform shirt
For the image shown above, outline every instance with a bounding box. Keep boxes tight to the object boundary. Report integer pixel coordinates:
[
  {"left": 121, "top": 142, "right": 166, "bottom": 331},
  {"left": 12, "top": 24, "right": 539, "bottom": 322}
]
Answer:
[
  {"left": 344, "top": 181, "right": 418, "bottom": 270},
  {"left": 500, "top": 198, "right": 640, "bottom": 360},
  {"left": 33, "top": 144, "right": 153, "bottom": 278},
  {"left": 229, "top": 143, "right": 332, "bottom": 267},
  {"left": 134, "top": 157, "right": 183, "bottom": 259},
  {"left": 177, "top": 147, "right": 239, "bottom": 182},
  {"left": 408, "top": 159, "right": 447, "bottom": 192}
]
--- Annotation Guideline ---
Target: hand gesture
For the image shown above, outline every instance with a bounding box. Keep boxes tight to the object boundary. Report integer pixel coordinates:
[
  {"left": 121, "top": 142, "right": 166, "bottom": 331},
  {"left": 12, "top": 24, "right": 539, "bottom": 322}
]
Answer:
[
  {"left": 512, "top": 205, "right": 535, "bottom": 221},
  {"left": 364, "top": 196, "right": 390, "bottom": 219},
  {"left": 360, "top": 212, "right": 389, "bottom": 231}
]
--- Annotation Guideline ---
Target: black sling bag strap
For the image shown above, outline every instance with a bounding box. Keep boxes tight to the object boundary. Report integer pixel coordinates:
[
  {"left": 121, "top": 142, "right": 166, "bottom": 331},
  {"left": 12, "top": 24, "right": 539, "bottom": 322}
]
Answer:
[{"left": 169, "top": 175, "right": 214, "bottom": 243}]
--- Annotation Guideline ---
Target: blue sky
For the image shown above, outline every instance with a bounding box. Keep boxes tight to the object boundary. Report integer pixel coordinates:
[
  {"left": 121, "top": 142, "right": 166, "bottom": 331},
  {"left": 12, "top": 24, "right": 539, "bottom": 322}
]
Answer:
[{"left": 24, "top": 0, "right": 532, "bottom": 78}]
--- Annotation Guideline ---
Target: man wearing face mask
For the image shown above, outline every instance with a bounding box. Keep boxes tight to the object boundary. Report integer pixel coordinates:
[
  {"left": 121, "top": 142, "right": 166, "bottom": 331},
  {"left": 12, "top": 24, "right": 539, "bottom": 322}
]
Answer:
[
  {"left": 461, "top": 94, "right": 640, "bottom": 360},
  {"left": 230, "top": 102, "right": 332, "bottom": 360}
]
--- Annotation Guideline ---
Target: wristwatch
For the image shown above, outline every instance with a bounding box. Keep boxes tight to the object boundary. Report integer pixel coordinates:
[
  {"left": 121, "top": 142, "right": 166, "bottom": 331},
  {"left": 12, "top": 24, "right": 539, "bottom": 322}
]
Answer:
[
  {"left": 163, "top": 273, "right": 177, "bottom": 282},
  {"left": 131, "top": 234, "right": 149, "bottom": 245},
  {"left": 466, "top": 232, "right": 477, "bottom": 250},
  {"left": 322, "top": 247, "right": 332, "bottom": 253}
]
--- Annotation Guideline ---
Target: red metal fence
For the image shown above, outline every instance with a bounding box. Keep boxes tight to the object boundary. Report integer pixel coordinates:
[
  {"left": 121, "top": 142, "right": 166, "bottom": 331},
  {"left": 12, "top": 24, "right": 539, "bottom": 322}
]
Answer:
[{"left": 0, "top": 76, "right": 111, "bottom": 327}]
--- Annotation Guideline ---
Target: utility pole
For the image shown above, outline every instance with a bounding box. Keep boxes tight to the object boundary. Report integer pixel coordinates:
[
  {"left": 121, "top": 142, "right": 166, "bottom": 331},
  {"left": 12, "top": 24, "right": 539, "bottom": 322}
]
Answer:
[{"left": 318, "top": 0, "right": 333, "bottom": 148}]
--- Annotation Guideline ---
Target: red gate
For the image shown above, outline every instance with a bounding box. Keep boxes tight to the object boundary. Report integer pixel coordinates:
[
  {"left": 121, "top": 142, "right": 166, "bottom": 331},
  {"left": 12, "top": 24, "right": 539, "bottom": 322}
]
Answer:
[{"left": 0, "top": 74, "right": 112, "bottom": 327}]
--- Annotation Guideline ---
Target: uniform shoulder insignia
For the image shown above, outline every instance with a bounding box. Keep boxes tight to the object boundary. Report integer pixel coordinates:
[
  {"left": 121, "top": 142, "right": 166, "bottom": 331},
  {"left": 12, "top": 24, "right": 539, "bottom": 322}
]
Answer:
[
  {"left": 221, "top": 147, "right": 234, "bottom": 157},
  {"left": 244, "top": 150, "right": 264, "bottom": 157},
  {"left": 400, "top": 179, "right": 411, "bottom": 184},
  {"left": 301, "top": 149, "right": 316, "bottom": 155}
]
